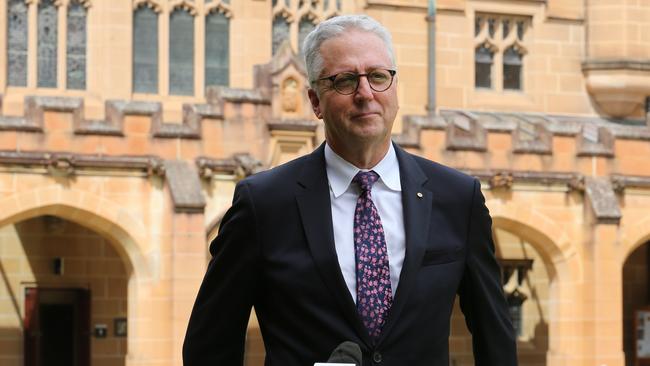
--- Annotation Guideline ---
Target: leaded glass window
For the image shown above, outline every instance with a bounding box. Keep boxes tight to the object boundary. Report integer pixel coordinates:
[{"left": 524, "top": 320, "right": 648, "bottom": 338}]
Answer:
[
  {"left": 205, "top": 11, "right": 229, "bottom": 87},
  {"left": 67, "top": 1, "right": 87, "bottom": 90},
  {"left": 298, "top": 17, "right": 315, "bottom": 56},
  {"left": 272, "top": 15, "right": 290, "bottom": 55},
  {"left": 7, "top": 0, "right": 28, "bottom": 86},
  {"left": 503, "top": 46, "right": 523, "bottom": 90},
  {"left": 488, "top": 18, "right": 496, "bottom": 38},
  {"left": 475, "top": 45, "right": 493, "bottom": 89},
  {"left": 517, "top": 21, "right": 525, "bottom": 41},
  {"left": 133, "top": 6, "right": 158, "bottom": 93},
  {"left": 169, "top": 9, "right": 194, "bottom": 96},
  {"left": 38, "top": 0, "right": 58, "bottom": 88}
]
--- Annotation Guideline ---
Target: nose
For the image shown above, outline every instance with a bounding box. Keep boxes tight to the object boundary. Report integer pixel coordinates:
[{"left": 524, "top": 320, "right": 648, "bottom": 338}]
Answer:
[{"left": 354, "top": 75, "right": 375, "bottom": 102}]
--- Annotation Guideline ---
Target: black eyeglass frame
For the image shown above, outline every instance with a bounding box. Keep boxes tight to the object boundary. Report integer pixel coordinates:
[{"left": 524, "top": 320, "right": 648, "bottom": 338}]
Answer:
[{"left": 314, "top": 69, "right": 397, "bottom": 95}]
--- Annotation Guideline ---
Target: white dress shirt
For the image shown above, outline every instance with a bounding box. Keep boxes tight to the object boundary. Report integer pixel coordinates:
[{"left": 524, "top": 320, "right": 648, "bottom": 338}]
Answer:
[{"left": 325, "top": 143, "right": 406, "bottom": 304}]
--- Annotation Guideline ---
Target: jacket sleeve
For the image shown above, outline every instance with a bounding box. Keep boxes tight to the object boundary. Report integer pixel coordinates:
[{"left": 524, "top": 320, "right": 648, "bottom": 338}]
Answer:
[
  {"left": 183, "top": 181, "right": 261, "bottom": 366},
  {"left": 457, "top": 179, "right": 518, "bottom": 366}
]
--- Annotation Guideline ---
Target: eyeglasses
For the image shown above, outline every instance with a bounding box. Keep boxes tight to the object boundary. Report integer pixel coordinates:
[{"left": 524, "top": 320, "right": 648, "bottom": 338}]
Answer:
[{"left": 315, "top": 68, "right": 397, "bottom": 95}]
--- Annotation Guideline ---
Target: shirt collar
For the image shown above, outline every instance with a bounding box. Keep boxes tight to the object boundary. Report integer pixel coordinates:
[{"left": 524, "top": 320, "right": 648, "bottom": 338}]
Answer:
[{"left": 325, "top": 142, "right": 402, "bottom": 198}]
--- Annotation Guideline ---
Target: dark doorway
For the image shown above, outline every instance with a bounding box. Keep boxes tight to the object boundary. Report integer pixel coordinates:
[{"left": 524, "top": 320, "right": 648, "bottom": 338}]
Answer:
[{"left": 24, "top": 288, "right": 90, "bottom": 366}]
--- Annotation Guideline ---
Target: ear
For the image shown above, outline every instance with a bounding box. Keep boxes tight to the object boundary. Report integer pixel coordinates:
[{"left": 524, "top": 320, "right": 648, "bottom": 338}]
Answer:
[{"left": 307, "top": 88, "right": 323, "bottom": 119}]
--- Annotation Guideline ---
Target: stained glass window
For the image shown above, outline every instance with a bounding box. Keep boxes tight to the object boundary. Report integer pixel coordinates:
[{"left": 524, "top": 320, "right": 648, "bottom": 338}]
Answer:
[
  {"left": 67, "top": 1, "right": 86, "bottom": 90},
  {"left": 7, "top": 0, "right": 28, "bottom": 86},
  {"left": 169, "top": 9, "right": 194, "bottom": 95},
  {"left": 475, "top": 44, "right": 493, "bottom": 89},
  {"left": 503, "top": 46, "right": 523, "bottom": 90},
  {"left": 205, "top": 11, "right": 229, "bottom": 87},
  {"left": 298, "top": 17, "right": 315, "bottom": 56},
  {"left": 133, "top": 6, "right": 158, "bottom": 93},
  {"left": 272, "top": 15, "right": 290, "bottom": 55},
  {"left": 38, "top": 0, "right": 58, "bottom": 88}
]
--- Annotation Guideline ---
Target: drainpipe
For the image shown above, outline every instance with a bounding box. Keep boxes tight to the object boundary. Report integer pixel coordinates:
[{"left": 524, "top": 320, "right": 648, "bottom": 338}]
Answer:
[{"left": 426, "top": 0, "right": 437, "bottom": 116}]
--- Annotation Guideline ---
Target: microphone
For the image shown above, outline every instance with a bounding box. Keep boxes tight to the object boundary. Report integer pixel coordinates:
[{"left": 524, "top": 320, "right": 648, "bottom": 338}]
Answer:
[{"left": 314, "top": 341, "right": 362, "bottom": 366}]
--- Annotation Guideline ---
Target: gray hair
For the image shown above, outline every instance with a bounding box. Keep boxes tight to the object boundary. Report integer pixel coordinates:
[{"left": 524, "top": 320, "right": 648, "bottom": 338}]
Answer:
[{"left": 302, "top": 14, "right": 396, "bottom": 89}]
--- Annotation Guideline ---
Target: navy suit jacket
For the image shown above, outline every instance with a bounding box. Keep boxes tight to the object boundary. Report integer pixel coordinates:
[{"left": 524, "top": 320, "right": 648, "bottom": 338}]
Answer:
[{"left": 183, "top": 143, "right": 518, "bottom": 366}]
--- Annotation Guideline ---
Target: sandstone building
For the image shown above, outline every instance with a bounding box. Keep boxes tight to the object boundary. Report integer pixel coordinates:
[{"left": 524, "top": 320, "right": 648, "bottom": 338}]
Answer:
[{"left": 0, "top": 0, "right": 649, "bottom": 366}]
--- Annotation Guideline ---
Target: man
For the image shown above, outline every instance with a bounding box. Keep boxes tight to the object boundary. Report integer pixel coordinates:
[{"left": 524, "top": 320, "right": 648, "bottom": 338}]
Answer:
[{"left": 184, "top": 14, "right": 517, "bottom": 366}]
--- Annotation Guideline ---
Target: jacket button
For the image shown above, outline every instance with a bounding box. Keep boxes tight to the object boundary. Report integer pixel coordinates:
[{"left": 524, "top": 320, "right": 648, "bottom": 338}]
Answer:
[{"left": 372, "top": 351, "right": 382, "bottom": 363}]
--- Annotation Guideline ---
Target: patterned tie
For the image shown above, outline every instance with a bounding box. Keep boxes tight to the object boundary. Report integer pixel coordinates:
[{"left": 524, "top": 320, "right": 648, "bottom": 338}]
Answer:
[{"left": 352, "top": 170, "right": 393, "bottom": 338}]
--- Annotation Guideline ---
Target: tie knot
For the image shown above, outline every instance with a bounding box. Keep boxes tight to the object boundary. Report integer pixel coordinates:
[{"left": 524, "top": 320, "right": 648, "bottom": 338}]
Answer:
[{"left": 353, "top": 171, "right": 380, "bottom": 192}]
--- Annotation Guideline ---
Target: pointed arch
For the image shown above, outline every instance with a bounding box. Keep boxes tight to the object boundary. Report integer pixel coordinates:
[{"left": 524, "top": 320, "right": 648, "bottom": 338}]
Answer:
[
  {"left": 487, "top": 199, "right": 579, "bottom": 283},
  {"left": 0, "top": 185, "right": 152, "bottom": 282},
  {"left": 621, "top": 216, "right": 650, "bottom": 263}
]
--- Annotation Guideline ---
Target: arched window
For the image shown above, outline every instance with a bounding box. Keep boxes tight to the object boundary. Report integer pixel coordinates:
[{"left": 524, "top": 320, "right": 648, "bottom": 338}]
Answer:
[
  {"left": 132, "top": 5, "right": 158, "bottom": 93},
  {"left": 67, "top": 1, "right": 87, "bottom": 90},
  {"left": 205, "top": 11, "right": 229, "bottom": 87},
  {"left": 169, "top": 8, "right": 194, "bottom": 96},
  {"left": 298, "top": 17, "right": 315, "bottom": 56},
  {"left": 272, "top": 15, "right": 290, "bottom": 55},
  {"left": 37, "top": 0, "right": 58, "bottom": 88},
  {"left": 503, "top": 46, "right": 523, "bottom": 90},
  {"left": 475, "top": 44, "right": 493, "bottom": 89},
  {"left": 7, "top": 0, "right": 28, "bottom": 86}
]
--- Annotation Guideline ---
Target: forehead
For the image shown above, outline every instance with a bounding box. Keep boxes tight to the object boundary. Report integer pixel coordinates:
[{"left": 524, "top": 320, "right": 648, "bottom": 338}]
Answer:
[{"left": 319, "top": 30, "right": 392, "bottom": 75}]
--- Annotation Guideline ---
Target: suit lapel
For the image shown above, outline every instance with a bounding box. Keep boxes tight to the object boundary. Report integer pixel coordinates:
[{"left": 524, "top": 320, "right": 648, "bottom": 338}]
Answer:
[
  {"left": 295, "top": 144, "right": 373, "bottom": 348},
  {"left": 377, "top": 144, "right": 432, "bottom": 345}
]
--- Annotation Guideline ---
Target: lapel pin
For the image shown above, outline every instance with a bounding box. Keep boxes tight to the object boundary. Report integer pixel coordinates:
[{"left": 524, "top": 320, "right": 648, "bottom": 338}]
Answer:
[{"left": 416, "top": 192, "right": 423, "bottom": 199}]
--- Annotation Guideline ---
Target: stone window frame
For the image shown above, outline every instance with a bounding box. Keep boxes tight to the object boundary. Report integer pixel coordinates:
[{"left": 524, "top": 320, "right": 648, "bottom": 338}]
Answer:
[
  {"left": 474, "top": 13, "right": 529, "bottom": 93},
  {"left": 271, "top": 0, "right": 341, "bottom": 56},
  {"left": 130, "top": 0, "right": 233, "bottom": 99},
  {"left": 1, "top": 0, "right": 91, "bottom": 92}
]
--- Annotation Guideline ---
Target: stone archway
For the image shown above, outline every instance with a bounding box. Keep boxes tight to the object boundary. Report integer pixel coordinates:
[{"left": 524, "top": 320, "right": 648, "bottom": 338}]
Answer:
[
  {"left": 0, "top": 185, "right": 153, "bottom": 365},
  {"left": 621, "top": 219, "right": 650, "bottom": 366},
  {"left": 447, "top": 200, "right": 580, "bottom": 366}
]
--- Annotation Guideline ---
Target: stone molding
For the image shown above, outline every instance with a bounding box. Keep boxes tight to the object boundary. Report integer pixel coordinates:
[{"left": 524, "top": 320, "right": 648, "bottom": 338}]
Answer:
[
  {"left": 0, "top": 150, "right": 166, "bottom": 176},
  {"left": 164, "top": 160, "right": 206, "bottom": 213},
  {"left": 395, "top": 110, "right": 649, "bottom": 157},
  {"left": 196, "top": 153, "right": 264, "bottom": 179},
  {"left": 441, "top": 110, "right": 487, "bottom": 152},
  {"left": 0, "top": 95, "right": 225, "bottom": 139},
  {"left": 267, "top": 119, "right": 318, "bottom": 132},
  {"left": 610, "top": 174, "right": 650, "bottom": 192},
  {"left": 585, "top": 177, "right": 622, "bottom": 224},
  {"left": 206, "top": 86, "right": 270, "bottom": 105},
  {"left": 463, "top": 169, "right": 584, "bottom": 190},
  {"left": 577, "top": 125, "right": 614, "bottom": 157},
  {"left": 582, "top": 59, "right": 650, "bottom": 72}
]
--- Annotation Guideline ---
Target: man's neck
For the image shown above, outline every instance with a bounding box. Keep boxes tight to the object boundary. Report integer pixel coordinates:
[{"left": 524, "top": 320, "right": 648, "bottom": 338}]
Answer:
[{"left": 326, "top": 139, "right": 391, "bottom": 169}]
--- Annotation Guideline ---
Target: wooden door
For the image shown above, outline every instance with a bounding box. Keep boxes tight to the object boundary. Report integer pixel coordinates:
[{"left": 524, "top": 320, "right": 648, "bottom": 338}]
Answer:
[{"left": 24, "top": 288, "right": 90, "bottom": 366}]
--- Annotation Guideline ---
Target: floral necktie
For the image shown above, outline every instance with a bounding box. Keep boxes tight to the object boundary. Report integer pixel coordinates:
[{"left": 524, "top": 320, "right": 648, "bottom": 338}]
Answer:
[{"left": 352, "top": 170, "right": 393, "bottom": 338}]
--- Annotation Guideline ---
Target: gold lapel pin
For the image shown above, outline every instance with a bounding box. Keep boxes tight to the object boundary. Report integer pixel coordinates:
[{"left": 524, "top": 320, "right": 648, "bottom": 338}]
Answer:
[{"left": 416, "top": 192, "right": 423, "bottom": 198}]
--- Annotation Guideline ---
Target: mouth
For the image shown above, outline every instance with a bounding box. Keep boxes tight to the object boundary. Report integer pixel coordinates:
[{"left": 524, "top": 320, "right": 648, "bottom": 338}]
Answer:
[{"left": 351, "top": 112, "right": 380, "bottom": 119}]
